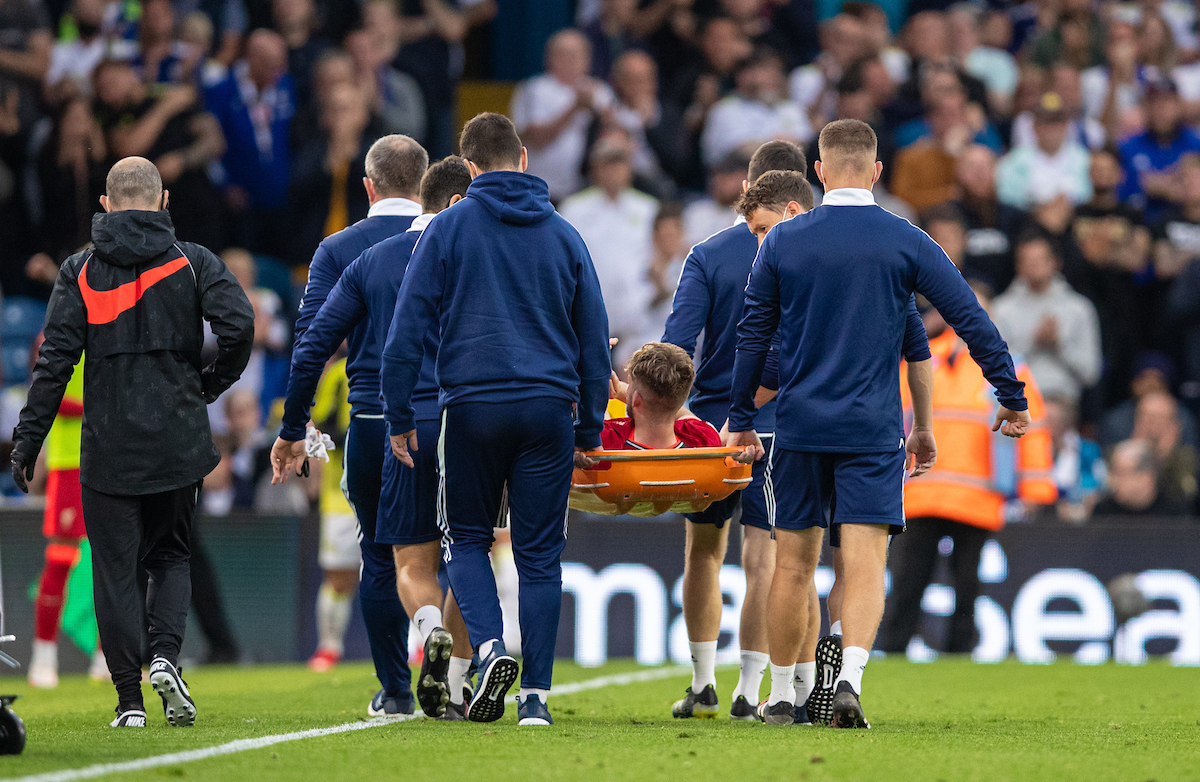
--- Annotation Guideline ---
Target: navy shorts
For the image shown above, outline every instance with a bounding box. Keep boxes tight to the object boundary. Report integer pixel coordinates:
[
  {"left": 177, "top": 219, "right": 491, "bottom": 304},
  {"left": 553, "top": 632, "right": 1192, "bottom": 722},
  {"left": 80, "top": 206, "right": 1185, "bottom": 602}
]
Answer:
[
  {"left": 687, "top": 434, "right": 773, "bottom": 531},
  {"left": 375, "top": 417, "right": 442, "bottom": 546},
  {"left": 770, "top": 447, "right": 906, "bottom": 536}
]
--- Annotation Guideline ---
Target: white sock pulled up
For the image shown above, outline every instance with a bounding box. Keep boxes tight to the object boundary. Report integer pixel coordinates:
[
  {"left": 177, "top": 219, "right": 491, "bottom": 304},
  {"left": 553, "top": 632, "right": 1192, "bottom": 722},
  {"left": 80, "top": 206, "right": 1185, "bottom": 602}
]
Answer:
[
  {"left": 837, "top": 646, "right": 869, "bottom": 694},
  {"left": 830, "top": 620, "right": 842, "bottom": 636},
  {"left": 793, "top": 661, "right": 816, "bottom": 706},
  {"left": 413, "top": 604, "right": 443, "bottom": 643},
  {"left": 447, "top": 656, "right": 472, "bottom": 705},
  {"left": 732, "top": 650, "right": 769, "bottom": 702},
  {"left": 689, "top": 640, "right": 718, "bottom": 692},
  {"left": 768, "top": 663, "right": 796, "bottom": 705}
]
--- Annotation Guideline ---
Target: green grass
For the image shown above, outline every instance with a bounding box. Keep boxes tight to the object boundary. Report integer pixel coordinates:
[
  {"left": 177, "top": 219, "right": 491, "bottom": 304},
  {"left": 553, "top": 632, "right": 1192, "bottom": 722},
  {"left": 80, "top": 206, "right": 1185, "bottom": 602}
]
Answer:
[{"left": 1, "top": 658, "right": 1198, "bottom": 781}]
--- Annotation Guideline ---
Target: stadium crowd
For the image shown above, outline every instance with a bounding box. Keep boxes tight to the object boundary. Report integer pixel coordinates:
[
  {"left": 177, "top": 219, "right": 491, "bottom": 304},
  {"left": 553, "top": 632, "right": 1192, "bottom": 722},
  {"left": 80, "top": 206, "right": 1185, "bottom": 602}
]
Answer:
[{"left": 0, "top": 0, "right": 1197, "bottom": 526}]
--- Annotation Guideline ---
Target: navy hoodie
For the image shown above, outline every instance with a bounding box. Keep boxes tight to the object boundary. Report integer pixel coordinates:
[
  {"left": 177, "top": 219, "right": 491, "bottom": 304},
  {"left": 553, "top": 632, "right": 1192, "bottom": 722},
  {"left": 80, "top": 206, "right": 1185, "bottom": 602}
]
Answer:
[
  {"left": 381, "top": 171, "right": 611, "bottom": 448},
  {"left": 729, "top": 194, "right": 1026, "bottom": 453}
]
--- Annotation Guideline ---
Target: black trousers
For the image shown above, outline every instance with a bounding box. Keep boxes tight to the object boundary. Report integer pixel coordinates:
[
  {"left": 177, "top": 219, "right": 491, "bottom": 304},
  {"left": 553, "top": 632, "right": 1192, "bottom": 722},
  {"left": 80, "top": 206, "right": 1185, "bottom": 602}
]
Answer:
[
  {"left": 83, "top": 482, "right": 200, "bottom": 708},
  {"left": 879, "top": 516, "right": 990, "bottom": 654}
]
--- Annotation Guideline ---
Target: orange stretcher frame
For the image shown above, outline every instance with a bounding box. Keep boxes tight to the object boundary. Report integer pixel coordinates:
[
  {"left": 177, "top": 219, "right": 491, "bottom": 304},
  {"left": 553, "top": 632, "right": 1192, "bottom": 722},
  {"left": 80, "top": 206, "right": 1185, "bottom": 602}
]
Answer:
[{"left": 569, "top": 447, "right": 753, "bottom": 517}]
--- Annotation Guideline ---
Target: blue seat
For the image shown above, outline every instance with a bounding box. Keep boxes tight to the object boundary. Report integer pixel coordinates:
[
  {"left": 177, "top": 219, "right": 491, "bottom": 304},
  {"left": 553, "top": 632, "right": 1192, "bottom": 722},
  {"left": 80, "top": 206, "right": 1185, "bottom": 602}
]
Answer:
[
  {"left": 1, "top": 297, "right": 47, "bottom": 340},
  {"left": 2, "top": 341, "right": 32, "bottom": 386}
]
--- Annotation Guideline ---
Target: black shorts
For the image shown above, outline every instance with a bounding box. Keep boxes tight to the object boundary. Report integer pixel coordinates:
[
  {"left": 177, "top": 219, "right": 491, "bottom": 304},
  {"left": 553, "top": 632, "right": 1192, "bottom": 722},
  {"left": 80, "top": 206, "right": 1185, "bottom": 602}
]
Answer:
[
  {"left": 770, "top": 447, "right": 906, "bottom": 538},
  {"left": 687, "top": 434, "right": 773, "bottom": 530}
]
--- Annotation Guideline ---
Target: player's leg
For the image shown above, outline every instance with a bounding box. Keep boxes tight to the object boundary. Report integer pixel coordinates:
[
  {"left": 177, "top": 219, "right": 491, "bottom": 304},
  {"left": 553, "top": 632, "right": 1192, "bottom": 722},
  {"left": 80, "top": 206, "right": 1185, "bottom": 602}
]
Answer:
[
  {"left": 728, "top": 441, "right": 775, "bottom": 717},
  {"left": 792, "top": 580, "right": 822, "bottom": 723},
  {"left": 30, "top": 467, "right": 87, "bottom": 688},
  {"left": 141, "top": 483, "right": 200, "bottom": 728},
  {"left": 441, "top": 588, "right": 473, "bottom": 720},
  {"left": 675, "top": 506, "right": 730, "bottom": 718},
  {"left": 380, "top": 416, "right": 454, "bottom": 715},
  {"left": 828, "top": 542, "right": 844, "bottom": 635},
  {"left": 828, "top": 448, "right": 906, "bottom": 729},
  {"left": 440, "top": 402, "right": 516, "bottom": 723},
  {"left": 345, "top": 416, "right": 412, "bottom": 714},
  {"left": 758, "top": 448, "right": 831, "bottom": 725},
  {"left": 806, "top": 540, "right": 844, "bottom": 726},
  {"left": 877, "top": 517, "right": 943, "bottom": 653},
  {"left": 504, "top": 397, "right": 574, "bottom": 727},
  {"left": 310, "top": 564, "right": 357, "bottom": 671},
  {"left": 82, "top": 487, "right": 150, "bottom": 726},
  {"left": 945, "top": 523, "right": 990, "bottom": 654}
]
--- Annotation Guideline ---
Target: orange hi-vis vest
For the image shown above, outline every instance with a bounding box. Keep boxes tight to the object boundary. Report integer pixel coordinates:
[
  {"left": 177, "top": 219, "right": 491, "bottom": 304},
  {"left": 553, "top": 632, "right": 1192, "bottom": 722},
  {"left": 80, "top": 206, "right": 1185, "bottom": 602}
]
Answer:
[{"left": 901, "top": 330, "right": 1056, "bottom": 530}]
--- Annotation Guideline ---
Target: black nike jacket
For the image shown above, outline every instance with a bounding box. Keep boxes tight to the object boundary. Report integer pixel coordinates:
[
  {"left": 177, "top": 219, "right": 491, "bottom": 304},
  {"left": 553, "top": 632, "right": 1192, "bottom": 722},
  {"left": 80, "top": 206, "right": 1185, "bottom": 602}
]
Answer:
[{"left": 13, "top": 210, "right": 254, "bottom": 495}]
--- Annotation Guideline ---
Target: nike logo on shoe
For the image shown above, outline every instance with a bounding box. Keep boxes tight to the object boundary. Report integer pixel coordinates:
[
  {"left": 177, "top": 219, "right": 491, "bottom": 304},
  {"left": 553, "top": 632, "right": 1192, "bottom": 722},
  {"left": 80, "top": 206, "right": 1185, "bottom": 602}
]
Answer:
[{"left": 79, "top": 257, "right": 190, "bottom": 324}]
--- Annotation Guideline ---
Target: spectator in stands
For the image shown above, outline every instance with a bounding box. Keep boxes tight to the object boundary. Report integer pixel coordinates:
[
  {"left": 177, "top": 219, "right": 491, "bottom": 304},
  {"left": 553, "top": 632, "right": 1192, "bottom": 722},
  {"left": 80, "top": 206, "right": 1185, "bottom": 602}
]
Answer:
[
  {"left": 1045, "top": 394, "right": 1106, "bottom": 522},
  {"left": 845, "top": 0, "right": 907, "bottom": 82},
  {"left": 344, "top": 27, "right": 426, "bottom": 144},
  {"left": 289, "top": 83, "right": 373, "bottom": 266},
  {"left": 393, "top": 0, "right": 472, "bottom": 159},
  {"left": 1100, "top": 352, "right": 1200, "bottom": 449},
  {"left": 511, "top": 28, "right": 614, "bottom": 200},
  {"left": 1011, "top": 62, "right": 1105, "bottom": 151},
  {"left": 1092, "top": 438, "right": 1190, "bottom": 517},
  {"left": 25, "top": 98, "right": 107, "bottom": 289},
  {"left": 1133, "top": 390, "right": 1199, "bottom": 507},
  {"left": 992, "top": 234, "right": 1102, "bottom": 407},
  {"left": 788, "top": 13, "right": 867, "bottom": 132},
  {"left": 222, "top": 387, "right": 275, "bottom": 511},
  {"left": 44, "top": 0, "right": 107, "bottom": 103},
  {"left": 893, "top": 65, "right": 1001, "bottom": 152},
  {"left": 560, "top": 134, "right": 658, "bottom": 367},
  {"left": 205, "top": 28, "right": 295, "bottom": 260},
  {"left": 290, "top": 47, "right": 352, "bottom": 150},
  {"left": 581, "top": 0, "right": 642, "bottom": 80},
  {"left": 922, "top": 202, "right": 966, "bottom": 270},
  {"left": 1167, "top": 236, "right": 1200, "bottom": 412},
  {"left": 950, "top": 144, "right": 1030, "bottom": 292},
  {"left": 672, "top": 16, "right": 751, "bottom": 160},
  {"left": 891, "top": 88, "right": 982, "bottom": 212},
  {"left": 0, "top": 0, "right": 51, "bottom": 129},
  {"left": 1118, "top": 78, "right": 1200, "bottom": 223},
  {"left": 1027, "top": 0, "right": 1106, "bottom": 70},
  {"left": 92, "top": 59, "right": 226, "bottom": 250},
  {"left": 1152, "top": 153, "right": 1200, "bottom": 279},
  {"left": 609, "top": 49, "right": 685, "bottom": 198},
  {"left": 177, "top": 11, "right": 229, "bottom": 89},
  {"left": 131, "top": 0, "right": 189, "bottom": 85},
  {"left": 639, "top": 201, "right": 685, "bottom": 348},
  {"left": 1071, "top": 145, "right": 1154, "bottom": 405},
  {"left": 1081, "top": 18, "right": 1143, "bottom": 138},
  {"left": 996, "top": 92, "right": 1092, "bottom": 210},
  {"left": 948, "top": 2, "right": 1017, "bottom": 117},
  {"left": 682, "top": 146, "right": 749, "bottom": 250},
  {"left": 701, "top": 47, "right": 809, "bottom": 168},
  {"left": 273, "top": 0, "right": 330, "bottom": 112}
]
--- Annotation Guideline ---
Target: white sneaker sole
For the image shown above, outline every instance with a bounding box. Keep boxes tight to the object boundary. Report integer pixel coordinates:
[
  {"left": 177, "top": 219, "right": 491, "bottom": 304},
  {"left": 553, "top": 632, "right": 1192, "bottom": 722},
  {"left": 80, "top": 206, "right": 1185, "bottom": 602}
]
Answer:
[
  {"left": 150, "top": 670, "right": 196, "bottom": 727},
  {"left": 518, "top": 717, "right": 552, "bottom": 726}
]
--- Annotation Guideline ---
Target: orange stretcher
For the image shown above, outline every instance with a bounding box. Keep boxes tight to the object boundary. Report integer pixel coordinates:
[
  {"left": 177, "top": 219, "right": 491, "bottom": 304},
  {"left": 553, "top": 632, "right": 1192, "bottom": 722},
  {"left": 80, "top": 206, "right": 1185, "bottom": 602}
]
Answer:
[{"left": 569, "top": 447, "right": 753, "bottom": 517}]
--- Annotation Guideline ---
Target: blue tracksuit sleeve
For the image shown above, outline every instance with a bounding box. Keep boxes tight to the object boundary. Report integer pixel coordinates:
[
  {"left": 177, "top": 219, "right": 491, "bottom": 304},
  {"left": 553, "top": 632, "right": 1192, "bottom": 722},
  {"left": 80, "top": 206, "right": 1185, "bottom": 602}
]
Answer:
[
  {"left": 913, "top": 234, "right": 1027, "bottom": 410},
  {"left": 662, "top": 246, "right": 708, "bottom": 354},
  {"left": 729, "top": 233, "right": 781, "bottom": 432},
  {"left": 760, "top": 335, "right": 781, "bottom": 391},
  {"left": 572, "top": 243, "right": 612, "bottom": 450},
  {"left": 281, "top": 264, "right": 368, "bottom": 440},
  {"left": 902, "top": 296, "right": 931, "bottom": 362},
  {"left": 382, "top": 230, "right": 445, "bottom": 436},
  {"left": 294, "top": 241, "right": 340, "bottom": 340}
]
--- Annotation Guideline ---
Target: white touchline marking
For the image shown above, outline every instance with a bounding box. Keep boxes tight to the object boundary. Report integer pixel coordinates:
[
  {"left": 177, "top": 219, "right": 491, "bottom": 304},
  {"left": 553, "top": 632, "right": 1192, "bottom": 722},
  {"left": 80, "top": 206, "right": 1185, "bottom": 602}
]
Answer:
[{"left": 5, "top": 665, "right": 693, "bottom": 782}]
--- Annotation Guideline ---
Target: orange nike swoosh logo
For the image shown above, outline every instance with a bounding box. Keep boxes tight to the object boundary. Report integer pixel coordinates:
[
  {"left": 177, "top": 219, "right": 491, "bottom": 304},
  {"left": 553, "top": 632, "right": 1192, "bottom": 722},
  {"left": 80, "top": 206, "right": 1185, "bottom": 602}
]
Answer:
[{"left": 78, "top": 257, "right": 190, "bottom": 325}]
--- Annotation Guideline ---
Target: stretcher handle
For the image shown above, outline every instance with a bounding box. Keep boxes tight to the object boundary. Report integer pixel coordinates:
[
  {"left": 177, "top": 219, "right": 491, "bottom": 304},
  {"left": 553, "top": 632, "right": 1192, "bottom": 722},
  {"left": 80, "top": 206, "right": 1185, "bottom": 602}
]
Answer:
[{"left": 580, "top": 447, "right": 746, "bottom": 463}]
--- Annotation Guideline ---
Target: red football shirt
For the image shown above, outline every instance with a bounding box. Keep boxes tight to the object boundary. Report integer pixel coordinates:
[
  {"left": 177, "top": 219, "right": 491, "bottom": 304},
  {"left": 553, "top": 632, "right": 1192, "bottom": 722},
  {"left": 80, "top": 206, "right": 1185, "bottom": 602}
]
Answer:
[{"left": 600, "top": 417, "right": 722, "bottom": 450}]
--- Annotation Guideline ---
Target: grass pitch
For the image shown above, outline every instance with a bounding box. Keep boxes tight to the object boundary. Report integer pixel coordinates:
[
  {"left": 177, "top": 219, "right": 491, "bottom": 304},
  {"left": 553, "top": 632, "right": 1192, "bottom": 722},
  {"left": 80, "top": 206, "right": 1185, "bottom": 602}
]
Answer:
[{"left": 0, "top": 657, "right": 1197, "bottom": 781}]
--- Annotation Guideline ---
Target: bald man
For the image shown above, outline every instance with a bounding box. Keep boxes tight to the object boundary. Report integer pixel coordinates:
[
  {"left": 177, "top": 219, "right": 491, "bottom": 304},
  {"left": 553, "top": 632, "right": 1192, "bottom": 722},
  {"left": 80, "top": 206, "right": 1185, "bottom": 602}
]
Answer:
[{"left": 13, "top": 157, "right": 254, "bottom": 728}]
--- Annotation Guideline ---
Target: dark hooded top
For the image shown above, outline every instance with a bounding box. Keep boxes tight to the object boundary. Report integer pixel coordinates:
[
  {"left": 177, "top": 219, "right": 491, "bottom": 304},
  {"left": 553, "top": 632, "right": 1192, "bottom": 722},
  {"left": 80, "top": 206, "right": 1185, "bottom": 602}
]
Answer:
[{"left": 14, "top": 210, "right": 254, "bottom": 495}]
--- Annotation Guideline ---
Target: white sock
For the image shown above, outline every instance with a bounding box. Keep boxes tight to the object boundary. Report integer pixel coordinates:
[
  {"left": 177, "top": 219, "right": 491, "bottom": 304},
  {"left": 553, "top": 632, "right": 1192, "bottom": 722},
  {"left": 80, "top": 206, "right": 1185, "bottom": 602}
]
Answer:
[
  {"left": 837, "top": 646, "right": 869, "bottom": 694},
  {"left": 731, "top": 650, "right": 769, "bottom": 701},
  {"left": 413, "top": 605, "right": 443, "bottom": 643},
  {"left": 793, "top": 661, "right": 816, "bottom": 706},
  {"left": 519, "top": 688, "right": 549, "bottom": 704},
  {"left": 447, "top": 656, "right": 472, "bottom": 705},
  {"left": 689, "top": 640, "right": 718, "bottom": 691},
  {"left": 768, "top": 663, "right": 796, "bottom": 705},
  {"left": 316, "top": 584, "right": 352, "bottom": 655},
  {"left": 830, "top": 620, "right": 842, "bottom": 636},
  {"left": 477, "top": 638, "right": 501, "bottom": 659}
]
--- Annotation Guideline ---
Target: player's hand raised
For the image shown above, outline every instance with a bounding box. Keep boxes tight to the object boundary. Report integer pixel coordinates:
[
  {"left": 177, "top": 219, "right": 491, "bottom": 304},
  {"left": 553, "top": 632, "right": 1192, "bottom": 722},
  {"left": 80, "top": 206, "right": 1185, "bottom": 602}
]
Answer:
[
  {"left": 906, "top": 426, "right": 937, "bottom": 477},
  {"left": 390, "top": 430, "right": 418, "bottom": 468},
  {"left": 993, "top": 406, "right": 1032, "bottom": 438},
  {"left": 270, "top": 437, "right": 307, "bottom": 484},
  {"left": 728, "top": 429, "right": 765, "bottom": 463}
]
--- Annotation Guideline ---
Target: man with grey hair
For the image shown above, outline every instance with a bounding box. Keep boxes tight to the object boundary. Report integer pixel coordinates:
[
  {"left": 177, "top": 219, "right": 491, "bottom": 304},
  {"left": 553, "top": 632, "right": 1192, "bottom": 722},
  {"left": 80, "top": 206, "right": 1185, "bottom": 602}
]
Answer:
[
  {"left": 12, "top": 156, "right": 254, "bottom": 728},
  {"left": 286, "top": 133, "right": 428, "bottom": 711}
]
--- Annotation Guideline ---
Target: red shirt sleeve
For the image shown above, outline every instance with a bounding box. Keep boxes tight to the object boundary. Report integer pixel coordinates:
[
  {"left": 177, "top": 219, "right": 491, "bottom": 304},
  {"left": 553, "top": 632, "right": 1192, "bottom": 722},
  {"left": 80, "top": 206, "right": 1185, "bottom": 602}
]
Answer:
[
  {"left": 601, "top": 418, "right": 635, "bottom": 450},
  {"left": 674, "top": 418, "right": 722, "bottom": 447}
]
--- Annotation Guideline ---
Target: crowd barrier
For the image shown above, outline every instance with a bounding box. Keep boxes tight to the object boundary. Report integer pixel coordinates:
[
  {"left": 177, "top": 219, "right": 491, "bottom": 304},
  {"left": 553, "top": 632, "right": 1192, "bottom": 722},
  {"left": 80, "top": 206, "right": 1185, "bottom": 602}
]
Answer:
[{"left": 1, "top": 510, "right": 1196, "bottom": 674}]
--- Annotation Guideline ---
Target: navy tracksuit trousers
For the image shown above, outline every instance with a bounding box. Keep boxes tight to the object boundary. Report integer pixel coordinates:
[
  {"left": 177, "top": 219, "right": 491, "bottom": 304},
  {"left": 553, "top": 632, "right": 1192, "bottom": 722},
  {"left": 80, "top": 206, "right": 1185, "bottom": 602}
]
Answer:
[{"left": 438, "top": 398, "right": 573, "bottom": 691}]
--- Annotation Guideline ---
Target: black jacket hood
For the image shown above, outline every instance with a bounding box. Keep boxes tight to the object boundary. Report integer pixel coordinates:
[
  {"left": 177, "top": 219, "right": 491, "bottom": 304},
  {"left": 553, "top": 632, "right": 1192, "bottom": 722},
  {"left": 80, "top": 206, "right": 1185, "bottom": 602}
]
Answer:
[{"left": 91, "top": 210, "right": 178, "bottom": 268}]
